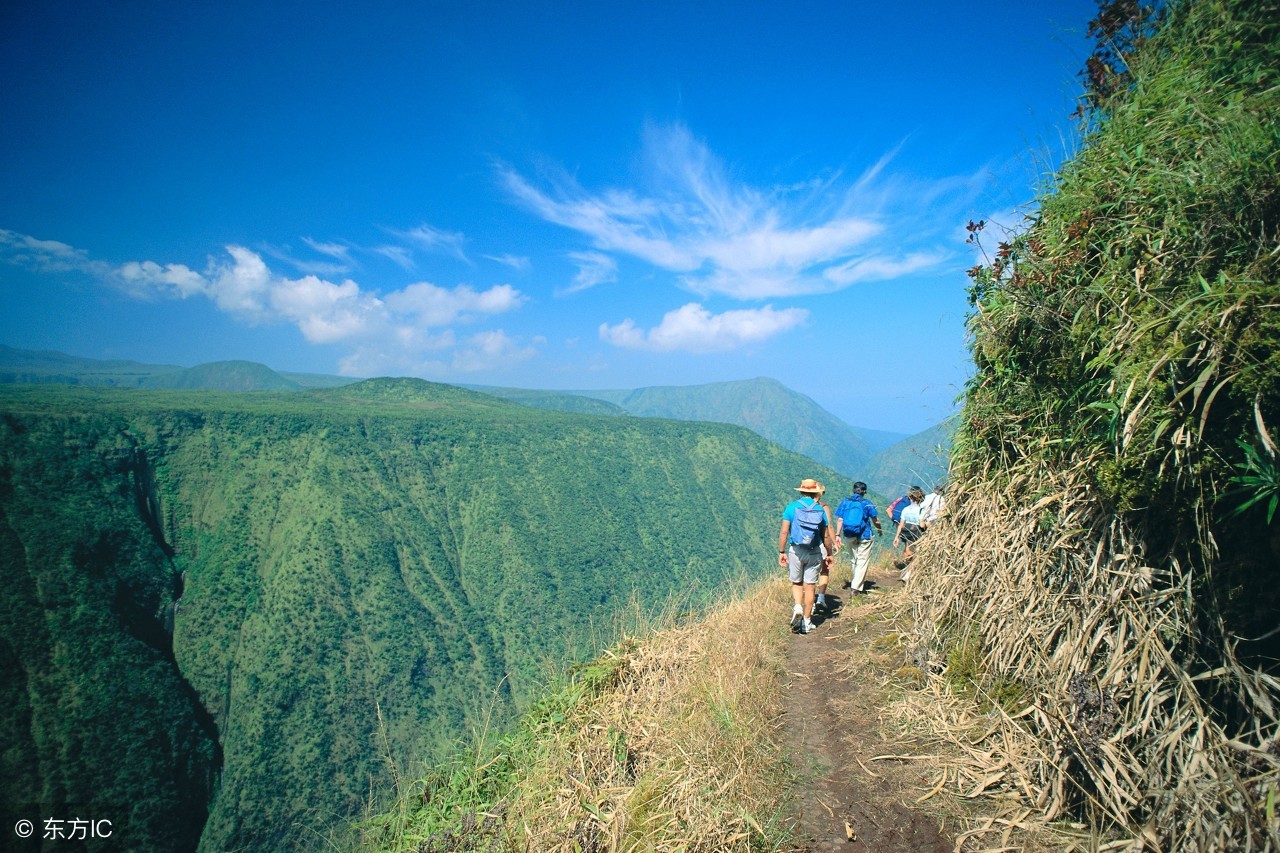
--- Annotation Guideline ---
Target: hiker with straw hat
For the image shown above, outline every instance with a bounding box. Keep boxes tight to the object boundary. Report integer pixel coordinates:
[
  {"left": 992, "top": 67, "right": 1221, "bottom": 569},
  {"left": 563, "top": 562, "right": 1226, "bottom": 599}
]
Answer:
[{"left": 778, "top": 478, "right": 836, "bottom": 635}]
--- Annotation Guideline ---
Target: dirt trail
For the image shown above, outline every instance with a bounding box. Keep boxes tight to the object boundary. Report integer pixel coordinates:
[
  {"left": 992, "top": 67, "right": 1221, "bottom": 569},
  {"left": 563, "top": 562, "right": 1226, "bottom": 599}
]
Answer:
[{"left": 780, "top": 564, "right": 953, "bottom": 852}]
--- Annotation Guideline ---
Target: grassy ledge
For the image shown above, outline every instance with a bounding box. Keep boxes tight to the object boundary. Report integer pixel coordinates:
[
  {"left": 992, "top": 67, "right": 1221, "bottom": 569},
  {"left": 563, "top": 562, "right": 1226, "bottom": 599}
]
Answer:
[{"left": 356, "top": 579, "right": 800, "bottom": 852}]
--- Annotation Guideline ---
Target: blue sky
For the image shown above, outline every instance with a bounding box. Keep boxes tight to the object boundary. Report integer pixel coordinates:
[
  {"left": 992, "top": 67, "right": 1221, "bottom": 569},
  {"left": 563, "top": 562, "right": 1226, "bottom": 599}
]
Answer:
[{"left": 0, "top": 0, "right": 1098, "bottom": 433}]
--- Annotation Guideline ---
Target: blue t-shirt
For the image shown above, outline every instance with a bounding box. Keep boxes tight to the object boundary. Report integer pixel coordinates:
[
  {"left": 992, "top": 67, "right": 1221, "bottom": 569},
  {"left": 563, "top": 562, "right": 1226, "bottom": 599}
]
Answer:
[
  {"left": 782, "top": 497, "right": 827, "bottom": 547},
  {"left": 835, "top": 496, "right": 878, "bottom": 539},
  {"left": 901, "top": 503, "right": 924, "bottom": 526},
  {"left": 781, "top": 497, "right": 824, "bottom": 523}
]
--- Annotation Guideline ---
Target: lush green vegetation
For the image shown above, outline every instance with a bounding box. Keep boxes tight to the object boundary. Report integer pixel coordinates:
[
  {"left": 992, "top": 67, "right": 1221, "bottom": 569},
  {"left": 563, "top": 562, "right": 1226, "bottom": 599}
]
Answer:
[
  {"left": 2, "top": 347, "right": 943, "bottom": 496},
  {"left": 140, "top": 360, "right": 305, "bottom": 391},
  {"left": 862, "top": 417, "right": 955, "bottom": 497},
  {"left": 913, "top": 0, "right": 1280, "bottom": 844},
  {"left": 0, "top": 411, "right": 217, "bottom": 852},
  {"left": 563, "top": 377, "right": 900, "bottom": 478},
  {"left": 0, "top": 378, "right": 838, "bottom": 851}
]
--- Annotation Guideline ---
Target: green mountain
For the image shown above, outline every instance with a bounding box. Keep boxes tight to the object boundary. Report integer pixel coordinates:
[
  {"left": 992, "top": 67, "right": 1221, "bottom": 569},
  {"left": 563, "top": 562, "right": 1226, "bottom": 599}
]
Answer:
[
  {"left": 139, "top": 359, "right": 304, "bottom": 391},
  {"left": 278, "top": 371, "right": 361, "bottom": 390},
  {"left": 864, "top": 418, "right": 956, "bottom": 498},
  {"left": 1, "top": 349, "right": 942, "bottom": 493},
  {"left": 0, "top": 380, "right": 837, "bottom": 851},
  {"left": 0, "top": 343, "right": 184, "bottom": 386},
  {"left": 464, "top": 384, "right": 629, "bottom": 416},
  {"left": 0, "top": 346, "right": 359, "bottom": 391},
  {"left": 562, "top": 377, "right": 900, "bottom": 479}
]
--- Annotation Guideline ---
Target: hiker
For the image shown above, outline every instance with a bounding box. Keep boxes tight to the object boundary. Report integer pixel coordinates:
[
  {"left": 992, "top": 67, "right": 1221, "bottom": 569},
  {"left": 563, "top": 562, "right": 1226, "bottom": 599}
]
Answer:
[
  {"left": 835, "top": 481, "right": 882, "bottom": 595},
  {"left": 886, "top": 486, "right": 919, "bottom": 566},
  {"left": 921, "top": 483, "right": 946, "bottom": 526},
  {"left": 893, "top": 486, "right": 927, "bottom": 581},
  {"left": 814, "top": 481, "right": 838, "bottom": 612},
  {"left": 779, "top": 478, "right": 836, "bottom": 634}
]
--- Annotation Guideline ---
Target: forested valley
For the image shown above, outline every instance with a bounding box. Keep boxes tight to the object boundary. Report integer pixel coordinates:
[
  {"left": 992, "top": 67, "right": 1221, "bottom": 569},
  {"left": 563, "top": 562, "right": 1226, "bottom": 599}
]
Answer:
[{"left": 0, "top": 379, "right": 837, "bottom": 851}]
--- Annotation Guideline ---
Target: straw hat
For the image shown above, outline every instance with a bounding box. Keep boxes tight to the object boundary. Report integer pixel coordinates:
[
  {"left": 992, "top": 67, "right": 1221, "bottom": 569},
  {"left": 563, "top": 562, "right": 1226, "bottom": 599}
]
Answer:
[{"left": 793, "top": 478, "right": 822, "bottom": 493}]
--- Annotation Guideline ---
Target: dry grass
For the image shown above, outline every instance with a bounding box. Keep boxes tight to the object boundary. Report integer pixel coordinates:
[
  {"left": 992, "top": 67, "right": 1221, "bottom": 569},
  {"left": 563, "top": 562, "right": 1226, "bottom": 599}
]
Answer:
[
  {"left": 901, "top": 476, "right": 1280, "bottom": 851},
  {"left": 361, "top": 578, "right": 799, "bottom": 851},
  {"left": 906, "top": 1, "right": 1280, "bottom": 848}
]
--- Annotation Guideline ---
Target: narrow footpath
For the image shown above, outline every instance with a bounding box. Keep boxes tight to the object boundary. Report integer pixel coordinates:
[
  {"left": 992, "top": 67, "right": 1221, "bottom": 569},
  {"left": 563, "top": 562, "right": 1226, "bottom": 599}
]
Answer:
[{"left": 781, "top": 564, "right": 954, "bottom": 851}]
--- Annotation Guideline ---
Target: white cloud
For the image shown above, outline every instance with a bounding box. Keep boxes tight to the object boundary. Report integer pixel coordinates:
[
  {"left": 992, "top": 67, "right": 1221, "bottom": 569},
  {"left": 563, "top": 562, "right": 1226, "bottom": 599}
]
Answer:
[
  {"left": 599, "top": 302, "right": 808, "bottom": 353},
  {"left": 451, "top": 329, "right": 539, "bottom": 372},
  {"left": 268, "top": 274, "right": 374, "bottom": 343},
  {"left": 0, "top": 228, "right": 107, "bottom": 276},
  {"left": 2, "top": 231, "right": 535, "bottom": 379},
  {"left": 397, "top": 223, "right": 469, "bottom": 262},
  {"left": 206, "top": 246, "right": 274, "bottom": 316},
  {"left": 117, "top": 260, "right": 207, "bottom": 298},
  {"left": 255, "top": 237, "right": 357, "bottom": 276},
  {"left": 384, "top": 281, "right": 525, "bottom": 326},
  {"left": 484, "top": 253, "right": 531, "bottom": 272},
  {"left": 373, "top": 244, "right": 416, "bottom": 270},
  {"left": 823, "top": 251, "right": 948, "bottom": 285},
  {"left": 500, "top": 123, "right": 954, "bottom": 300},
  {"left": 301, "top": 237, "right": 352, "bottom": 262},
  {"left": 558, "top": 251, "right": 617, "bottom": 296}
]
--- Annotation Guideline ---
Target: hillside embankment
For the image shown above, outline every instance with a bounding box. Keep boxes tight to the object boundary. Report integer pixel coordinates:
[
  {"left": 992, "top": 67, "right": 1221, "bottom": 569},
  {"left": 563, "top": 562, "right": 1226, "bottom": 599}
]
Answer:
[{"left": 903, "top": 0, "right": 1280, "bottom": 847}]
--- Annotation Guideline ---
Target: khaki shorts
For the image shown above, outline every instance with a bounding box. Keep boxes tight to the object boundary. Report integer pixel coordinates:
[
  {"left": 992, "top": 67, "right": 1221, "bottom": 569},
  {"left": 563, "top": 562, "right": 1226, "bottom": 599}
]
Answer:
[{"left": 786, "top": 544, "right": 823, "bottom": 584}]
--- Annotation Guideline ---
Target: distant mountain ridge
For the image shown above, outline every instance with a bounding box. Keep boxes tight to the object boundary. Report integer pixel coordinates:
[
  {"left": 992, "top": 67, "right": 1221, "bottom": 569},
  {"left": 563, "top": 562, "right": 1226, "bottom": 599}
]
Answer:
[
  {"left": 0, "top": 343, "right": 185, "bottom": 386},
  {"left": 0, "top": 345, "right": 950, "bottom": 495},
  {"left": 140, "top": 359, "right": 303, "bottom": 391},
  {"left": 482, "top": 377, "right": 905, "bottom": 479},
  {"left": 0, "top": 344, "right": 359, "bottom": 391},
  {"left": 863, "top": 418, "right": 955, "bottom": 497}
]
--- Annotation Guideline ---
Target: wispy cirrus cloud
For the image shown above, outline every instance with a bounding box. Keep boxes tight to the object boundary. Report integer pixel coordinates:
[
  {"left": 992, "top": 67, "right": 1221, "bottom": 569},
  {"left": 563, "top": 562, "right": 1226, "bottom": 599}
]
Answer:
[
  {"left": 259, "top": 238, "right": 357, "bottom": 277},
  {"left": 558, "top": 251, "right": 617, "bottom": 296},
  {"left": 500, "top": 122, "right": 950, "bottom": 301},
  {"left": 823, "top": 251, "right": 946, "bottom": 285},
  {"left": 1, "top": 230, "right": 533, "bottom": 376},
  {"left": 484, "top": 253, "right": 531, "bottom": 272},
  {"left": 395, "top": 223, "right": 469, "bottom": 263},
  {"left": 599, "top": 303, "right": 807, "bottom": 354},
  {"left": 0, "top": 229, "right": 107, "bottom": 275}
]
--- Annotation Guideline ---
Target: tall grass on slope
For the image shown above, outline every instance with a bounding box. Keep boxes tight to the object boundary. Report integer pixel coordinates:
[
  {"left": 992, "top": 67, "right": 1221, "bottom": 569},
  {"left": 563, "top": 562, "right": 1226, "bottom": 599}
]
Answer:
[
  {"left": 908, "top": 0, "right": 1280, "bottom": 848},
  {"left": 357, "top": 579, "right": 797, "bottom": 851}
]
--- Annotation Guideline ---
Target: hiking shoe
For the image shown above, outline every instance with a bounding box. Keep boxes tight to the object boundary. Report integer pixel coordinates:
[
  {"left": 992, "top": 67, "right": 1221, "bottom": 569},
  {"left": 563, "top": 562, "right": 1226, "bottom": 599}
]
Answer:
[
  {"left": 790, "top": 611, "right": 803, "bottom": 632},
  {"left": 801, "top": 619, "right": 814, "bottom": 634}
]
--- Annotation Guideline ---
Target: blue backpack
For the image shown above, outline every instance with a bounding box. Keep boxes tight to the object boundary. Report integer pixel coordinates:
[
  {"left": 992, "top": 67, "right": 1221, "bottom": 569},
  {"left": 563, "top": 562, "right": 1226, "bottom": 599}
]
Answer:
[
  {"left": 839, "top": 496, "right": 872, "bottom": 538},
  {"left": 788, "top": 500, "right": 826, "bottom": 547},
  {"left": 888, "top": 495, "right": 910, "bottom": 524}
]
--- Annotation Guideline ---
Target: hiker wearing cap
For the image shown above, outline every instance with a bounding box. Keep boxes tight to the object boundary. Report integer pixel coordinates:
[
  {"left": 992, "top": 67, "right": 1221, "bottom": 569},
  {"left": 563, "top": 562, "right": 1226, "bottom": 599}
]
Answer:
[
  {"left": 835, "top": 481, "right": 882, "bottom": 595},
  {"left": 778, "top": 478, "right": 836, "bottom": 635}
]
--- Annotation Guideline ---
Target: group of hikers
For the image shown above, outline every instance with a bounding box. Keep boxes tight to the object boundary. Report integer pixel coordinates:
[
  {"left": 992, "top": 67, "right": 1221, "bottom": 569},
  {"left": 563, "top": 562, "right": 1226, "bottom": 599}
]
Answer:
[{"left": 777, "top": 478, "right": 946, "bottom": 634}]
